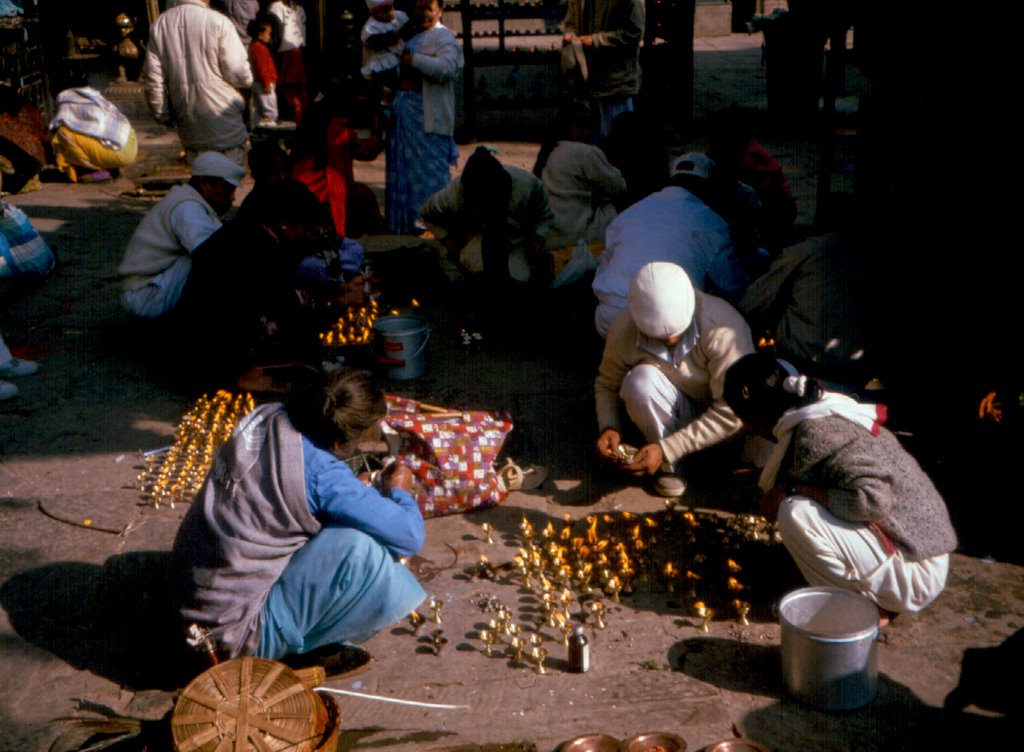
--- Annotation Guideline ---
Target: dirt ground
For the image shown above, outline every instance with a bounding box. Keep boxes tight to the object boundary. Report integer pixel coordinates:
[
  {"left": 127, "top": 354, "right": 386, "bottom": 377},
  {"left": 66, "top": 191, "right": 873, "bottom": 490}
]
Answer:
[{"left": 2, "top": 35, "right": 1022, "bottom": 752}]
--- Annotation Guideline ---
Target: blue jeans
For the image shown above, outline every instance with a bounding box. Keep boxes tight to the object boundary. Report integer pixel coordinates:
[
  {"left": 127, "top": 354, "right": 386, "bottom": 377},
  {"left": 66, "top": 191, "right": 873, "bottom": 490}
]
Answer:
[
  {"left": 590, "top": 95, "right": 633, "bottom": 145},
  {"left": 256, "top": 528, "right": 425, "bottom": 659}
]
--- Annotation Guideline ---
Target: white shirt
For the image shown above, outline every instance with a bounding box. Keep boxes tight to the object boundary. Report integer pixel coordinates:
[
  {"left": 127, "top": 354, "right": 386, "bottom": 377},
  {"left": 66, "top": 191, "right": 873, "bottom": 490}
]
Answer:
[{"left": 269, "top": 1, "right": 306, "bottom": 51}]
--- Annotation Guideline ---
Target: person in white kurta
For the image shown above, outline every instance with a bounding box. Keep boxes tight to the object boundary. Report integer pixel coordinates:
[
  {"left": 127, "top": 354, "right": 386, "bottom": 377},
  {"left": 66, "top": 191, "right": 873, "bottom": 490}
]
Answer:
[{"left": 592, "top": 153, "right": 750, "bottom": 337}]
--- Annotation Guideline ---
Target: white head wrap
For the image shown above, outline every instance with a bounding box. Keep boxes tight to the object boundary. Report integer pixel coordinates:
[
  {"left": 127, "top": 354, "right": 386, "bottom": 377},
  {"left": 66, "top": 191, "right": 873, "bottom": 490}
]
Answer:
[{"left": 627, "top": 262, "right": 696, "bottom": 340}]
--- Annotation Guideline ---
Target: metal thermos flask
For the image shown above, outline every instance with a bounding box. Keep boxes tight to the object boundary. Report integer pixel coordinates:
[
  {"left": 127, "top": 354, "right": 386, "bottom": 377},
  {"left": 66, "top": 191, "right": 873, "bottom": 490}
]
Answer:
[{"left": 568, "top": 625, "right": 590, "bottom": 673}]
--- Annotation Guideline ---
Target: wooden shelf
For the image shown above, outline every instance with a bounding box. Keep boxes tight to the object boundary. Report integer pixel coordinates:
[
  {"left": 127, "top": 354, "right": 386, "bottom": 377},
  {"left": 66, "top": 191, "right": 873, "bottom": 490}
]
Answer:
[{"left": 458, "top": 0, "right": 567, "bottom": 139}]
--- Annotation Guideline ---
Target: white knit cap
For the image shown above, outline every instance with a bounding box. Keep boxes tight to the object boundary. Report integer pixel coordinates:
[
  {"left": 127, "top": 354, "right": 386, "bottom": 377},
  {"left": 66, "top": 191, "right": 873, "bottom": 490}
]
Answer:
[
  {"left": 671, "top": 151, "right": 716, "bottom": 182},
  {"left": 366, "top": 0, "right": 393, "bottom": 9},
  {"left": 191, "top": 151, "right": 246, "bottom": 187},
  {"left": 627, "top": 262, "right": 696, "bottom": 339}
]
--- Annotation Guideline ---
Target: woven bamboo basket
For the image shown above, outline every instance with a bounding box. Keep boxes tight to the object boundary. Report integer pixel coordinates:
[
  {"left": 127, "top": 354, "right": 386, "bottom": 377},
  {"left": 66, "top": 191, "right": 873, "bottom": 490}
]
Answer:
[{"left": 171, "top": 657, "right": 339, "bottom": 752}]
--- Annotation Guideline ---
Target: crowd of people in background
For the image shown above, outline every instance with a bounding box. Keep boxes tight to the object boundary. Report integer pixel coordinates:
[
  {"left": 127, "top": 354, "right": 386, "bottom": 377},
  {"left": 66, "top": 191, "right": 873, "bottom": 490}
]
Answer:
[{"left": 0, "top": 0, "right": 955, "bottom": 669}]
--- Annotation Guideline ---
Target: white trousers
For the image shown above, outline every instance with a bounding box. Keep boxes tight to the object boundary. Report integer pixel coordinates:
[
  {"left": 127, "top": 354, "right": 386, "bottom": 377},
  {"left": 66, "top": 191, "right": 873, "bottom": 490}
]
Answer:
[
  {"left": 620, "top": 364, "right": 696, "bottom": 468},
  {"left": 121, "top": 255, "right": 192, "bottom": 319},
  {"left": 777, "top": 495, "right": 949, "bottom": 613},
  {"left": 253, "top": 82, "right": 279, "bottom": 122}
]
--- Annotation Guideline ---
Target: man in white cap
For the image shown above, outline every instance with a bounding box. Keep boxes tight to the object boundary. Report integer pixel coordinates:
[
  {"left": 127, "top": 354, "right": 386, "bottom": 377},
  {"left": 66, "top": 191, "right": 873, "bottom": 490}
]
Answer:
[
  {"left": 117, "top": 151, "right": 246, "bottom": 319},
  {"left": 144, "top": 0, "right": 253, "bottom": 165},
  {"left": 595, "top": 261, "right": 755, "bottom": 496},
  {"left": 592, "top": 152, "right": 754, "bottom": 337}
]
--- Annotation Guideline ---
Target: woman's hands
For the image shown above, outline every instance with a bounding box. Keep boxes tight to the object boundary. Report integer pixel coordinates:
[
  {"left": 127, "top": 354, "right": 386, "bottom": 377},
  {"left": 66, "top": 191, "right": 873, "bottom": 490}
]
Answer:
[{"left": 385, "top": 463, "right": 414, "bottom": 493}]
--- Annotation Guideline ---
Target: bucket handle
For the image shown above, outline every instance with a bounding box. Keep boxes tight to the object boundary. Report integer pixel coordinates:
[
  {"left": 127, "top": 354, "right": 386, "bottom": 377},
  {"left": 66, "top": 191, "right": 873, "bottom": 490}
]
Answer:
[{"left": 376, "top": 328, "right": 430, "bottom": 367}]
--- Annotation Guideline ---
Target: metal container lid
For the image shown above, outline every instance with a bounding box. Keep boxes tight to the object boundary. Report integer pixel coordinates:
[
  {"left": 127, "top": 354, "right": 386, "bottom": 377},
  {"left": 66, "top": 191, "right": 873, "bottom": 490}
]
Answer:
[{"left": 779, "top": 586, "right": 878, "bottom": 642}]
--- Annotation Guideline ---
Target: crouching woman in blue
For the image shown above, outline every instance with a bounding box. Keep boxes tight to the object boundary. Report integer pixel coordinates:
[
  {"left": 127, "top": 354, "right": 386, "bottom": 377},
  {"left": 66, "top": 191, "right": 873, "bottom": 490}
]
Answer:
[
  {"left": 170, "top": 368, "right": 426, "bottom": 661},
  {"left": 723, "top": 352, "right": 957, "bottom": 621}
]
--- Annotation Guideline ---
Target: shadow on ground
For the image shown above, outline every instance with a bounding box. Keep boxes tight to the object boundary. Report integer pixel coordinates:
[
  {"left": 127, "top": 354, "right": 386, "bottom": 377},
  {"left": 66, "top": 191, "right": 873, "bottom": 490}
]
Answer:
[
  {"left": 671, "top": 634, "right": 1014, "bottom": 751},
  {"left": 0, "top": 551, "right": 207, "bottom": 691}
]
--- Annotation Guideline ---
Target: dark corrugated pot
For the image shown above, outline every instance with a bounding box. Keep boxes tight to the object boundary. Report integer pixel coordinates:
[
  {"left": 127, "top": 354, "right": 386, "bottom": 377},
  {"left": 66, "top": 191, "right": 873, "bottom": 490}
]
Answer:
[{"left": 779, "top": 586, "right": 879, "bottom": 710}]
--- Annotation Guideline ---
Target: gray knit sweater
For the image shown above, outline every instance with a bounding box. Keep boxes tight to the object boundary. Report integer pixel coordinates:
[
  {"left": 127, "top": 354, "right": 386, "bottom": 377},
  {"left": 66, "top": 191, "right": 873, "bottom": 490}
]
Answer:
[{"left": 786, "top": 416, "right": 957, "bottom": 561}]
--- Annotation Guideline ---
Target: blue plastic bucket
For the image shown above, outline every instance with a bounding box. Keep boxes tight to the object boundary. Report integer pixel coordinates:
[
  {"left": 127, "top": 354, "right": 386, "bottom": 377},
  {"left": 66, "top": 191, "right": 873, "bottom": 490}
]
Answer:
[{"left": 373, "top": 315, "right": 430, "bottom": 379}]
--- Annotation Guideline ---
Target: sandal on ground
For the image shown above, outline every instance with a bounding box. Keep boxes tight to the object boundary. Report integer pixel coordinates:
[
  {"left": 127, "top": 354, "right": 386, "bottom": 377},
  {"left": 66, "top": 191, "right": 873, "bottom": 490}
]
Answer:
[
  {"left": 496, "top": 458, "right": 548, "bottom": 493},
  {"left": 281, "top": 643, "right": 372, "bottom": 681}
]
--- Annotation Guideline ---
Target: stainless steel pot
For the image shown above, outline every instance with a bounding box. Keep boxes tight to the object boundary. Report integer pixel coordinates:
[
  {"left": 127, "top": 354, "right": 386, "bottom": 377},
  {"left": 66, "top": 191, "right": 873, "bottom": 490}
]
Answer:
[{"left": 779, "top": 586, "right": 879, "bottom": 710}]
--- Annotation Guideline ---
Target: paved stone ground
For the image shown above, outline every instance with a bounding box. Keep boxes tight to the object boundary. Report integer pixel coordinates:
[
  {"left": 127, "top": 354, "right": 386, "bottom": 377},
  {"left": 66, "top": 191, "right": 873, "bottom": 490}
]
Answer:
[{"left": 1, "top": 33, "right": 1020, "bottom": 752}]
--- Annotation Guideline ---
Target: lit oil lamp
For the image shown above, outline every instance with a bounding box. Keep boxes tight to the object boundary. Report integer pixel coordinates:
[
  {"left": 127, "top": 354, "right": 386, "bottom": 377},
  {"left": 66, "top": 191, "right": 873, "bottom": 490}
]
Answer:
[
  {"left": 726, "top": 558, "right": 742, "bottom": 573},
  {"left": 497, "top": 607, "right": 512, "bottom": 634},
  {"left": 408, "top": 610, "right": 425, "bottom": 634},
  {"left": 474, "top": 553, "right": 500, "bottom": 580},
  {"left": 559, "top": 616, "right": 573, "bottom": 646},
  {"left": 429, "top": 629, "right": 448, "bottom": 655},
  {"left": 587, "top": 601, "right": 607, "bottom": 630},
  {"left": 481, "top": 522, "right": 494, "bottom": 544},
  {"left": 428, "top": 597, "right": 443, "bottom": 624},
  {"left": 733, "top": 599, "right": 751, "bottom": 626},
  {"left": 508, "top": 635, "right": 526, "bottom": 663},
  {"left": 727, "top": 576, "right": 745, "bottom": 594},
  {"left": 685, "top": 570, "right": 701, "bottom": 599},
  {"left": 663, "top": 562, "right": 679, "bottom": 592},
  {"left": 479, "top": 628, "right": 497, "bottom": 656},
  {"left": 576, "top": 563, "right": 593, "bottom": 593},
  {"left": 694, "top": 601, "right": 714, "bottom": 633},
  {"left": 531, "top": 646, "right": 548, "bottom": 674},
  {"left": 605, "top": 576, "right": 622, "bottom": 603}
]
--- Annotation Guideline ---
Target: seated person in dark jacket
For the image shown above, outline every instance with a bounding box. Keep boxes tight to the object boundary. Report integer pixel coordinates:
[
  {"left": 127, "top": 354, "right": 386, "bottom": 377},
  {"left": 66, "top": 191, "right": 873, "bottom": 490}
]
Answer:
[{"left": 176, "top": 180, "right": 331, "bottom": 382}]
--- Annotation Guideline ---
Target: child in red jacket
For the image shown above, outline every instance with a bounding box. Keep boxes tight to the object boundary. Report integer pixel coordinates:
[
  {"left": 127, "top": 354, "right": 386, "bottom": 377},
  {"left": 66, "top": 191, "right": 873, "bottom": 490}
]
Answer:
[{"left": 248, "top": 17, "right": 289, "bottom": 129}]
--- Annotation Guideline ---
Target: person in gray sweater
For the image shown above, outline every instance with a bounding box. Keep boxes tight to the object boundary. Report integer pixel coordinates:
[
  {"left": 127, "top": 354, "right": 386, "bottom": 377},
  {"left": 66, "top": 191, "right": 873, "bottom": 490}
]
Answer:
[
  {"left": 171, "top": 368, "right": 426, "bottom": 662},
  {"left": 723, "top": 352, "right": 957, "bottom": 618}
]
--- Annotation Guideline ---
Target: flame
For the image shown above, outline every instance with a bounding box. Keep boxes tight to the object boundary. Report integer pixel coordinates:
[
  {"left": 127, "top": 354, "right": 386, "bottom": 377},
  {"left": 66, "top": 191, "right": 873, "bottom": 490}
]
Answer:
[
  {"left": 726, "top": 559, "right": 742, "bottom": 573},
  {"left": 586, "top": 515, "right": 599, "bottom": 544},
  {"left": 727, "top": 577, "right": 744, "bottom": 592},
  {"left": 978, "top": 391, "right": 1003, "bottom": 423},
  {"left": 663, "top": 562, "right": 677, "bottom": 577}
]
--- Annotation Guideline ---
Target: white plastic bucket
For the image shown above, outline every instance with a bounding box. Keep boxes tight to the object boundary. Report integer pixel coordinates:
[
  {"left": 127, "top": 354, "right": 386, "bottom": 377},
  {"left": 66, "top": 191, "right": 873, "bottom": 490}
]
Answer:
[
  {"left": 373, "top": 315, "right": 430, "bottom": 380},
  {"left": 779, "top": 586, "right": 879, "bottom": 710}
]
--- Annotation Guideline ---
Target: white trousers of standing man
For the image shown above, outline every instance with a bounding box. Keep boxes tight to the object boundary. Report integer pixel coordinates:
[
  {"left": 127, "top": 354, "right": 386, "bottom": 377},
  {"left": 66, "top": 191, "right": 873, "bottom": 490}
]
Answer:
[
  {"left": 619, "top": 363, "right": 697, "bottom": 470},
  {"left": 777, "top": 495, "right": 950, "bottom": 614}
]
